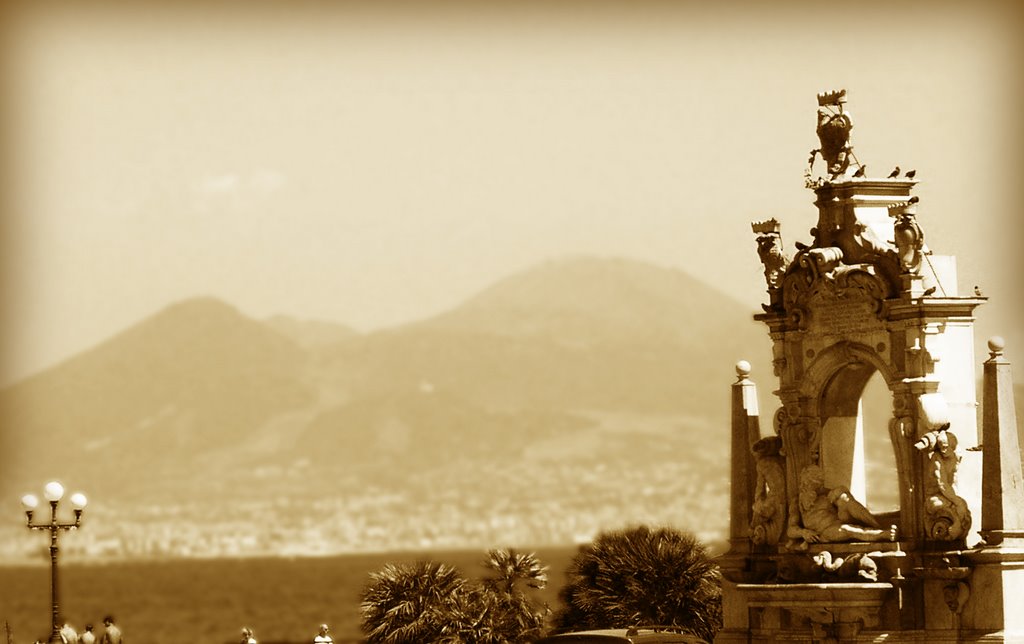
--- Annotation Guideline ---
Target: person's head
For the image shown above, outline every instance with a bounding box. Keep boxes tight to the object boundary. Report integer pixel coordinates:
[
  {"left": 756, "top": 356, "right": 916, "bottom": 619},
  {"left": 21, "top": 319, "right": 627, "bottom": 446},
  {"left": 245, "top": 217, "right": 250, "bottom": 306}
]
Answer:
[
  {"left": 939, "top": 430, "right": 958, "bottom": 457},
  {"left": 319, "top": 624, "right": 329, "bottom": 635},
  {"left": 85, "top": 625, "right": 93, "bottom": 633},
  {"left": 752, "top": 436, "right": 782, "bottom": 459},
  {"left": 800, "top": 465, "right": 825, "bottom": 492},
  {"left": 103, "top": 616, "right": 114, "bottom": 627}
]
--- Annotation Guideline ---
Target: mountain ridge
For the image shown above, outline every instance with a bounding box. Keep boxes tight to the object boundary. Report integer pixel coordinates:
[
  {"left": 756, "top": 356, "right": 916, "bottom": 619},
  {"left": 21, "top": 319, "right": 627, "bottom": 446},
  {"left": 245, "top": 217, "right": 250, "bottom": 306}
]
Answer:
[
  {"left": 421, "top": 256, "right": 754, "bottom": 342},
  {"left": 0, "top": 255, "right": 768, "bottom": 557}
]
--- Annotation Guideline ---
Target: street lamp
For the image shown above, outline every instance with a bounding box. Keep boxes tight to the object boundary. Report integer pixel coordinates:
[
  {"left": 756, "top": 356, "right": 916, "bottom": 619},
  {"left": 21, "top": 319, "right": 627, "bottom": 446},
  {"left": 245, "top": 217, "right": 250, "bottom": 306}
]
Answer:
[{"left": 21, "top": 481, "right": 88, "bottom": 644}]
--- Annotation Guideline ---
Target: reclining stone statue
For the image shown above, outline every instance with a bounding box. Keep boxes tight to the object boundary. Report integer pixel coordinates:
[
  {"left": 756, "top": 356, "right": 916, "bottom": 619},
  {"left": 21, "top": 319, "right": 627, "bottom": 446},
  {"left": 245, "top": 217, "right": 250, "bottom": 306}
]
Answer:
[{"left": 787, "top": 464, "right": 897, "bottom": 549}]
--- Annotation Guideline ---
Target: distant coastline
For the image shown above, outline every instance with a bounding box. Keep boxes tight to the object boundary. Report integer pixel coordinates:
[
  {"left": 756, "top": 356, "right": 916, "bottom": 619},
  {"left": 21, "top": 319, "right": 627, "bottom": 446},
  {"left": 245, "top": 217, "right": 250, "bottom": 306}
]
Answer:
[{"left": 0, "top": 542, "right": 590, "bottom": 568}]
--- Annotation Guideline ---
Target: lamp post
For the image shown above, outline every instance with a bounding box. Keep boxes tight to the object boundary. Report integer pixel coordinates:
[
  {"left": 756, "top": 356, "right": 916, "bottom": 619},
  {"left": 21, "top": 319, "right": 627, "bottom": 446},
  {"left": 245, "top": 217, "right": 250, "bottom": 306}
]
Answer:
[{"left": 20, "top": 481, "right": 87, "bottom": 644}]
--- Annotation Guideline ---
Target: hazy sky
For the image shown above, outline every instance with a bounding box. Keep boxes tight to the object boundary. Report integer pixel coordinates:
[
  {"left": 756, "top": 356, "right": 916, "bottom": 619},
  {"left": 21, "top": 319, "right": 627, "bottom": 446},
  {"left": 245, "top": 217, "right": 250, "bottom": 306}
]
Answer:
[{"left": 2, "top": 1, "right": 1022, "bottom": 385}]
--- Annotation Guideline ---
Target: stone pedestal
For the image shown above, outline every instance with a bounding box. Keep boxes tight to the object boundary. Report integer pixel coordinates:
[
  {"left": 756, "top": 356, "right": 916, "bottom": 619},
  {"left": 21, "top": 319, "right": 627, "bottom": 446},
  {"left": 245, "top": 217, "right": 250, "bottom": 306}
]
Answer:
[
  {"left": 740, "top": 582, "right": 893, "bottom": 643},
  {"left": 960, "top": 548, "right": 1024, "bottom": 638}
]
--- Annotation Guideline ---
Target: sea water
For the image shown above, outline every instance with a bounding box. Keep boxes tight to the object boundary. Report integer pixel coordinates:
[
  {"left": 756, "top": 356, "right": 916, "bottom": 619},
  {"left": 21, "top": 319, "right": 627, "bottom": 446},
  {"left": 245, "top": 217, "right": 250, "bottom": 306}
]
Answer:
[{"left": 0, "top": 547, "right": 575, "bottom": 644}]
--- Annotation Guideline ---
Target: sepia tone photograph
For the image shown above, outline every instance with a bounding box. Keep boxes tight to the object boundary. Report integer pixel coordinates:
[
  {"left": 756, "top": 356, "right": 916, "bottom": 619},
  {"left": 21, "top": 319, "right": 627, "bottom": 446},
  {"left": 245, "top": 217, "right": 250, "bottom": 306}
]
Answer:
[{"left": 1, "top": 2, "right": 1023, "bottom": 643}]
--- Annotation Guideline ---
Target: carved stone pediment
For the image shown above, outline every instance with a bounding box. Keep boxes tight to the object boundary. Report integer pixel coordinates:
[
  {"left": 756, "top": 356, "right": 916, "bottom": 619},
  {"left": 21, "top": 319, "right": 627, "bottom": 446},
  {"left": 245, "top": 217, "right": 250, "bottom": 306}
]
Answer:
[{"left": 780, "top": 259, "right": 893, "bottom": 333}]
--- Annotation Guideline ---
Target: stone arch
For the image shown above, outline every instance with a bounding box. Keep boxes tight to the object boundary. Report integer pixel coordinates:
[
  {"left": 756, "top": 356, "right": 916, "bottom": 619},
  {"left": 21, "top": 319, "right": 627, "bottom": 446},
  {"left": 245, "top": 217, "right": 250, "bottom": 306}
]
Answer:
[
  {"left": 797, "top": 341, "right": 905, "bottom": 525},
  {"left": 798, "top": 341, "right": 898, "bottom": 401}
]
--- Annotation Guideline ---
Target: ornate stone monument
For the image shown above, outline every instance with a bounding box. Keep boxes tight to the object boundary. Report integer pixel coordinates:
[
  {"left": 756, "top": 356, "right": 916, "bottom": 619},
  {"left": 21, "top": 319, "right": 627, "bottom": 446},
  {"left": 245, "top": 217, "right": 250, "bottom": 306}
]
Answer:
[{"left": 717, "top": 91, "right": 1024, "bottom": 643}]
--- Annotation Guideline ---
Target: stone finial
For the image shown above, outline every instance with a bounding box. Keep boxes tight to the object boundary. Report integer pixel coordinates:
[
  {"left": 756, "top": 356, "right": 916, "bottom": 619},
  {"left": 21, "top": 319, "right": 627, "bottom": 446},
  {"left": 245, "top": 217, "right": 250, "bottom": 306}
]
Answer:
[
  {"left": 988, "top": 336, "right": 1005, "bottom": 359},
  {"left": 736, "top": 360, "right": 752, "bottom": 379}
]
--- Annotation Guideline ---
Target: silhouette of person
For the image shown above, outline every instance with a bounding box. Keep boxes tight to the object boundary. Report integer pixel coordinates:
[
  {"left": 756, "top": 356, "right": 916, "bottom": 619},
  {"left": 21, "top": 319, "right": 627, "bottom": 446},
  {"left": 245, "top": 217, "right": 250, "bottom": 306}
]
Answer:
[
  {"left": 80, "top": 625, "right": 97, "bottom": 644},
  {"left": 99, "top": 616, "right": 122, "bottom": 644}
]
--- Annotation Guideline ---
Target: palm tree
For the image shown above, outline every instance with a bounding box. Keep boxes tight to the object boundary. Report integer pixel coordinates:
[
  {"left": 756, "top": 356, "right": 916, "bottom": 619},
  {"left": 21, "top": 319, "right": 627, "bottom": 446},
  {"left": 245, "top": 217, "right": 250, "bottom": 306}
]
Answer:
[
  {"left": 360, "top": 560, "right": 468, "bottom": 643},
  {"left": 482, "top": 547, "right": 549, "bottom": 596},
  {"left": 554, "top": 525, "right": 722, "bottom": 642},
  {"left": 361, "top": 550, "right": 551, "bottom": 644},
  {"left": 479, "top": 548, "right": 550, "bottom": 642},
  {"left": 438, "top": 549, "right": 550, "bottom": 644}
]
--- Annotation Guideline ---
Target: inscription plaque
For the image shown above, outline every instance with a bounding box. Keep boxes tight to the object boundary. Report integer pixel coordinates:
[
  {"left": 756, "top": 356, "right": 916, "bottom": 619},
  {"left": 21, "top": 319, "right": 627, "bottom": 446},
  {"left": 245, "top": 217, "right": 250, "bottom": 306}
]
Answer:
[{"left": 810, "top": 298, "right": 879, "bottom": 336}]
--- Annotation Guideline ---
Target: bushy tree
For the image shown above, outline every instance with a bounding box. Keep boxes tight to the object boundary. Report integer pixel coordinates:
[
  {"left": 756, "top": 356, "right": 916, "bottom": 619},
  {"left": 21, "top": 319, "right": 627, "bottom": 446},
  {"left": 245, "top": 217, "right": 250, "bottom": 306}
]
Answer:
[
  {"left": 361, "top": 549, "right": 549, "bottom": 644},
  {"left": 360, "top": 560, "right": 467, "bottom": 643},
  {"left": 554, "top": 525, "right": 722, "bottom": 642}
]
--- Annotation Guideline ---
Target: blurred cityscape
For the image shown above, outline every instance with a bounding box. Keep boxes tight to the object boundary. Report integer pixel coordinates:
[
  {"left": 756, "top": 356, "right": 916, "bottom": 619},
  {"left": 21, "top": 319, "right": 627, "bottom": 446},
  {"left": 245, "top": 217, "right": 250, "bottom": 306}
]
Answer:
[{"left": 1, "top": 457, "right": 729, "bottom": 562}]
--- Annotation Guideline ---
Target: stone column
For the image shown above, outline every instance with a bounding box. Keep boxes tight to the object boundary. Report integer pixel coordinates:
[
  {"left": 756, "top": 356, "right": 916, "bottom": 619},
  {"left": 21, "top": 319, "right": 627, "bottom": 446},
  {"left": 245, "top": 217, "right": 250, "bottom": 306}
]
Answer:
[
  {"left": 959, "top": 338, "right": 1024, "bottom": 639},
  {"left": 980, "top": 337, "right": 1024, "bottom": 546},
  {"left": 716, "top": 362, "right": 762, "bottom": 644},
  {"left": 728, "top": 360, "right": 762, "bottom": 554}
]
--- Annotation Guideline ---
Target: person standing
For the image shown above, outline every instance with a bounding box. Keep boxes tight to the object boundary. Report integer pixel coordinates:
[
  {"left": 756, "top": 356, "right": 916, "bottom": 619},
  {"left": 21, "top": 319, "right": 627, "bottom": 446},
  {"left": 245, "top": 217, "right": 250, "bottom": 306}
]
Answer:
[
  {"left": 80, "top": 624, "right": 97, "bottom": 644},
  {"left": 313, "top": 624, "right": 333, "bottom": 644},
  {"left": 59, "top": 623, "right": 79, "bottom": 644},
  {"left": 99, "top": 616, "right": 122, "bottom": 644}
]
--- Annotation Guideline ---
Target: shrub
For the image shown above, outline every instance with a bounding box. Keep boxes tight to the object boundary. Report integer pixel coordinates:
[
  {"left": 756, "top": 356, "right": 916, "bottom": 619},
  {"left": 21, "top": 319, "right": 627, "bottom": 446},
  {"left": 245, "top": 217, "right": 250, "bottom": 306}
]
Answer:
[
  {"left": 553, "top": 525, "right": 722, "bottom": 642},
  {"left": 360, "top": 560, "right": 467, "bottom": 643}
]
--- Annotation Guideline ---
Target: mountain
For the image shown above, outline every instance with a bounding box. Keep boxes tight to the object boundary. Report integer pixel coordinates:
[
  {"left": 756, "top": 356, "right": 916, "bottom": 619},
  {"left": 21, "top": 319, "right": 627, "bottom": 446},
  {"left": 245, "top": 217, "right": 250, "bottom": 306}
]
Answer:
[
  {"left": 327, "top": 257, "right": 770, "bottom": 412},
  {"left": 426, "top": 256, "right": 750, "bottom": 342},
  {"left": 0, "top": 257, "right": 770, "bottom": 558},
  {"left": 263, "top": 315, "right": 359, "bottom": 350},
  {"left": 0, "top": 297, "right": 313, "bottom": 499}
]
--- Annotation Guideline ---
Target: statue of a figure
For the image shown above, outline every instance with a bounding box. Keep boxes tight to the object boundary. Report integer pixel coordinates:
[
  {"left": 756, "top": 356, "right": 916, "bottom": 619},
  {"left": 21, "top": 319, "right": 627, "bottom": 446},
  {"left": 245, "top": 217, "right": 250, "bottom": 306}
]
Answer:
[
  {"left": 812, "top": 550, "right": 879, "bottom": 582},
  {"left": 891, "top": 199, "right": 924, "bottom": 274},
  {"left": 755, "top": 233, "right": 788, "bottom": 290},
  {"left": 752, "top": 219, "right": 789, "bottom": 300},
  {"left": 914, "top": 428, "right": 971, "bottom": 541},
  {"left": 776, "top": 550, "right": 879, "bottom": 583},
  {"left": 751, "top": 436, "right": 787, "bottom": 546},
  {"left": 787, "top": 464, "right": 897, "bottom": 549},
  {"left": 812, "top": 90, "right": 856, "bottom": 178}
]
